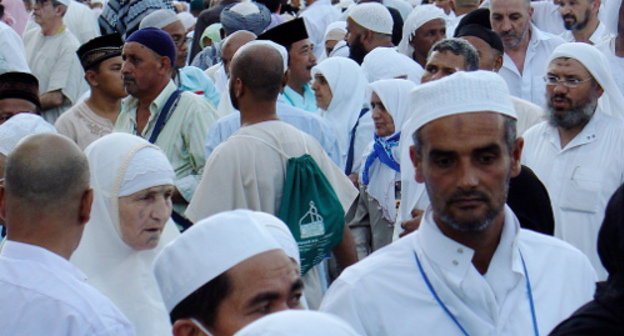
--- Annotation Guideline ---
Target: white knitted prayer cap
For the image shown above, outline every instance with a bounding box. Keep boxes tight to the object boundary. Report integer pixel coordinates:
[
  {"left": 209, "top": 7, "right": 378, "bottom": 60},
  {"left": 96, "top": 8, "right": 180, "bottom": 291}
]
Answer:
[
  {"left": 0, "top": 114, "right": 56, "bottom": 156},
  {"left": 348, "top": 2, "right": 393, "bottom": 35},
  {"left": 153, "top": 209, "right": 283, "bottom": 313},
  {"left": 234, "top": 310, "right": 362, "bottom": 336},
  {"left": 404, "top": 70, "right": 516, "bottom": 134},
  {"left": 139, "top": 9, "right": 180, "bottom": 30}
]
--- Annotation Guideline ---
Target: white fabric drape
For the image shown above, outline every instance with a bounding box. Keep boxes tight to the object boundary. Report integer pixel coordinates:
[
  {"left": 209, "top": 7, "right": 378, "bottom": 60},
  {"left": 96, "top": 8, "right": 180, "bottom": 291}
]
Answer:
[
  {"left": 363, "top": 79, "right": 416, "bottom": 222},
  {"left": 397, "top": 5, "right": 446, "bottom": 59},
  {"left": 71, "top": 133, "right": 180, "bottom": 336},
  {"left": 311, "top": 57, "right": 368, "bottom": 167},
  {"left": 361, "top": 47, "right": 424, "bottom": 84}
]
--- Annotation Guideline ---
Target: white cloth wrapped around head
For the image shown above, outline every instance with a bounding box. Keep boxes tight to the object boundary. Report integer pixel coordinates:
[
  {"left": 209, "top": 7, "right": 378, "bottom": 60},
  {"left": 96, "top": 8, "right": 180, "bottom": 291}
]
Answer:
[
  {"left": 547, "top": 42, "right": 624, "bottom": 120},
  {"left": 398, "top": 5, "right": 446, "bottom": 59},
  {"left": 234, "top": 310, "right": 363, "bottom": 336},
  {"left": 71, "top": 132, "right": 179, "bottom": 336},
  {"left": 361, "top": 47, "right": 424, "bottom": 84}
]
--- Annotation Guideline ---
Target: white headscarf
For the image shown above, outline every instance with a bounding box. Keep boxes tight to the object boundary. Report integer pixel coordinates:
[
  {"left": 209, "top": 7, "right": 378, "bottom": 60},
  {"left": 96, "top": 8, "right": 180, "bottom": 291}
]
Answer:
[
  {"left": 71, "top": 133, "right": 179, "bottom": 336},
  {"left": 311, "top": 57, "right": 368, "bottom": 166},
  {"left": 397, "top": 4, "right": 446, "bottom": 59},
  {"left": 362, "top": 79, "right": 416, "bottom": 222},
  {"left": 548, "top": 42, "right": 624, "bottom": 120},
  {"left": 361, "top": 47, "right": 424, "bottom": 84},
  {"left": 234, "top": 310, "right": 362, "bottom": 336},
  {"left": 0, "top": 114, "right": 56, "bottom": 156},
  {"left": 324, "top": 20, "right": 347, "bottom": 42}
]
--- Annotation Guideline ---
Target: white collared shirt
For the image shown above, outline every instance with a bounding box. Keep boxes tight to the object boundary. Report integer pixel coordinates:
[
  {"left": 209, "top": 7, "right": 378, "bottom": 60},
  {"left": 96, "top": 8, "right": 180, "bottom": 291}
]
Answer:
[
  {"left": 498, "top": 25, "right": 565, "bottom": 108},
  {"left": 560, "top": 22, "right": 610, "bottom": 44},
  {"left": 321, "top": 205, "right": 596, "bottom": 336},
  {"left": 522, "top": 111, "right": 624, "bottom": 280},
  {"left": 0, "top": 241, "right": 135, "bottom": 336}
]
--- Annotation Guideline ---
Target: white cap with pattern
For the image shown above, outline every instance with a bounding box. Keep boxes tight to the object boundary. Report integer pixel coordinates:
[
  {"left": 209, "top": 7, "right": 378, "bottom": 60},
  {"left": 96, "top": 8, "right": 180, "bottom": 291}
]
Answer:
[{"left": 348, "top": 2, "right": 393, "bottom": 35}]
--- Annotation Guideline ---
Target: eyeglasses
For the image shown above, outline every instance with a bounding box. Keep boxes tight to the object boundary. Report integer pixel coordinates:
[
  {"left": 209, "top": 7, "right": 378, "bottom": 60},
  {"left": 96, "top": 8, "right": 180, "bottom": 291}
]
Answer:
[
  {"left": 172, "top": 36, "right": 191, "bottom": 48},
  {"left": 543, "top": 74, "right": 592, "bottom": 88}
]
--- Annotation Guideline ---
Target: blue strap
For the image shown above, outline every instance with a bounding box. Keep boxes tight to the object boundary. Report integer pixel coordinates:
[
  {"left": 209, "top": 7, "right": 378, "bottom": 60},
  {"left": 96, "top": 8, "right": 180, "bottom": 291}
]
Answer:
[
  {"left": 344, "top": 108, "right": 369, "bottom": 175},
  {"left": 361, "top": 132, "right": 401, "bottom": 186},
  {"left": 414, "top": 250, "right": 539, "bottom": 336},
  {"left": 148, "top": 89, "right": 183, "bottom": 144}
]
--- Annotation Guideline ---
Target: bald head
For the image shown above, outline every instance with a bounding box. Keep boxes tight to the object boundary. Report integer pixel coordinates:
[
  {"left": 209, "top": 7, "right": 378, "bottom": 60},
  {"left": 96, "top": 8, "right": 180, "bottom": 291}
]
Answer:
[
  {"left": 5, "top": 134, "right": 89, "bottom": 210},
  {"left": 231, "top": 43, "right": 284, "bottom": 101},
  {"left": 221, "top": 30, "right": 257, "bottom": 76}
]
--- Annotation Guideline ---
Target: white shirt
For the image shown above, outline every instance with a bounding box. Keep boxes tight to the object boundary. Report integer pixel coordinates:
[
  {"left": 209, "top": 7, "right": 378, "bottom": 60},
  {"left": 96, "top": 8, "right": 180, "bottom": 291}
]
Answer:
[
  {"left": 204, "top": 102, "right": 342, "bottom": 165},
  {"left": 596, "top": 36, "right": 624, "bottom": 95},
  {"left": 64, "top": 0, "right": 100, "bottom": 44},
  {"left": 522, "top": 111, "right": 624, "bottom": 280},
  {"left": 320, "top": 206, "right": 597, "bottom": 336},
  {"left": 300, "top": 0, "right": 341, "bottom": 60},
  {"left": 0, "top": 21, "right": 29, "bottom": 72},
  {"left": 498, "top": 25, "right": 564, "bottom": 108},
  {"left": 0, "top": 240, "right": 135, "bottom": 336},
  {"left": 560, "top": 21, "right": 610, "bottom": 44}
]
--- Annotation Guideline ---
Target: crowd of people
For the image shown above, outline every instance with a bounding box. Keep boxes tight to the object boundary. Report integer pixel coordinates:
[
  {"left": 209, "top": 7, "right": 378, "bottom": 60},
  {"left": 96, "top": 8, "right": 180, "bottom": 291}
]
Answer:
[{"left": 1, "top": 0, "right": 624, "bottom": 333}]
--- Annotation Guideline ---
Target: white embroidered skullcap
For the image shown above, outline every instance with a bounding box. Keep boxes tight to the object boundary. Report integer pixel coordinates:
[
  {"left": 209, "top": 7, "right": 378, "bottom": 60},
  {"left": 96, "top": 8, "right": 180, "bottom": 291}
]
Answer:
[
  {"left": 244, "top": 40, "right": 288, "bottom": 73},
  {"left": 404, "top": 70, "right": 515, "bottom": 134},
  {"left": 118, "top": 146, "right": 175, "bottom": 197},
  {"left": 153, "top": 209, "right": 283, "bottom": 312},
  {"left": 252, "top": 212, "right": 300, "bottom": 266},
  {"left": 139, "top": 9, "right": 180, "bottom": 30},
  {"left": 234, "top": 310, "right": 362, "bottom": 336},
  {"left": 0, "top": 114, "right": 56, "bottom": 156},
  {"left": 348, "top": 2, "right": 393, "bottom": 35}
]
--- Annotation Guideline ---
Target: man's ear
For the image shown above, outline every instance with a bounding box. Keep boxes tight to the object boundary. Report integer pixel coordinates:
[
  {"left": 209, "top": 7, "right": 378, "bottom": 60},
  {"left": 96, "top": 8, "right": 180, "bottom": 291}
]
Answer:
[
  {"left": 85, "top": 69, "right": 98, "bottom": 87},
  {"left": 510, "top": 137, "right": 524, "bottom": 178},
  {"left": 410, "top": 145, "right": 425, "bottom": 183},
  {"left": 78, "top": 189, "right": 93, "bottom": 225},
  {"left": 0, "top": 185, "right": 6, "bottom": 222},
  {"left": 172, "top": 320, "right": 204, "bottom": 336}
]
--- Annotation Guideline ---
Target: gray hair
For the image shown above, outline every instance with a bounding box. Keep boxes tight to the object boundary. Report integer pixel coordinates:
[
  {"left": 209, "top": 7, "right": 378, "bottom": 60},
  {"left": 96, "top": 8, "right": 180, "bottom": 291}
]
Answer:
[{"left": 428, "top": 38, "right": 480, "bottom": 71}]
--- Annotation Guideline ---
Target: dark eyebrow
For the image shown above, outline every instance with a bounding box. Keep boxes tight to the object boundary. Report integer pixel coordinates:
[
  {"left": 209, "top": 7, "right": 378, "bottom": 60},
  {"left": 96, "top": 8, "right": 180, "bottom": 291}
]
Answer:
[
  {"left": 291, "top": 278, "right": 304, "bottom": 292},
  {"left": 247, "top": 292, "right": 281, "bottom": 308},
  {"left": 473, "top": 144, "right": 502, "bottom": 156},
  {"left": 429, "top": 149, "right": 455, "bottom": 159}
]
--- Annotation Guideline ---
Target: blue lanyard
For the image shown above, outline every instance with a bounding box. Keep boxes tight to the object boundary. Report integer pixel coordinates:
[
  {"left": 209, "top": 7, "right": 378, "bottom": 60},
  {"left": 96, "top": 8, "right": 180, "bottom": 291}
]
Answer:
[{"left": 414, "top": 250, "right": 539, "bottom": 336}]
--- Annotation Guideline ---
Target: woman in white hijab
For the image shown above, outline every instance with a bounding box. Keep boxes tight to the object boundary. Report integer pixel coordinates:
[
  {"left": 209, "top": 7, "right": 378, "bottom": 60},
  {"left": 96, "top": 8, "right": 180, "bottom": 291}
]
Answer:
[
  {"left": 71, "top": 133, "right": 180, "bottom": 336},
  {"left": 310, "top": 56, "right": 373, "bottom": 175},
  {"left": 347, "top": 79, "right": 415, "bottom": 259}
]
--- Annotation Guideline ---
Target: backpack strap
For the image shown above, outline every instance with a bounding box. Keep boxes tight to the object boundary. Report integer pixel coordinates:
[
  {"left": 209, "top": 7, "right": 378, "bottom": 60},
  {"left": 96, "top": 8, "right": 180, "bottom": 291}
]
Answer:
[
  {"left": 344, "top": 107, "right": 369, "bottom": 175},
  {"left": 148, "top": 89, "right": 183, "bottom": 144}
]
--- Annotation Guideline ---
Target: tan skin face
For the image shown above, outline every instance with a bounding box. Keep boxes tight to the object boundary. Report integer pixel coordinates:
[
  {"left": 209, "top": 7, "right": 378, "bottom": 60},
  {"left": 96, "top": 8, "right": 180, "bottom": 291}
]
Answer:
[
  {"left": 559, "top": 0, "right": 596, "bottom": 31},
  {"left": 162, "top": 21, "right": 189, "bottom": 69},
  {"left": 311, "top": 74, "right": 332, "bottom": 110},
  {"left": 490, "top": 0, "right": 533, "bottom": 50},
  {"left": 409, "top": 19, "right": 446, "bottom": 63},
  {"left": 325, "top": 39, "right": 338, "bottom": 56},
  {"left": 434, "top": 0, "right": 453, "bottom": 14},
  {"left": 288, "top": 39, "right": 316, "bottom": 85},
  {"left": 118, "top": 184, "right": 174, "bottom": 250},
  {"left": 370, "top": 91, "right": 395, "bottom": 137},
  {"left": 32, "top": 0, "right": 61, "bottom": 26},
  {"left": 546, "top": 58, "right": 603, "bottom": 115},
  {"left": 89, "top": 56, "right": 128, "bottom": 99},
  {"left": 411, "top": 113, "right": 522, "bottom": 234},
  {"left": 421, "top": 50, "right": 466, "bottom": 83},
  {"left": 121, "top": 42, "right": 169, "bottom": 98},
  {"left": 210, "top": 250, "right": 304, "bottom": 336},
  {"left": 460, "top": 35, "right": 503, "bottom": 72},
  {"left": 0, "top": 99, "right": 37, "bottom": 124}
]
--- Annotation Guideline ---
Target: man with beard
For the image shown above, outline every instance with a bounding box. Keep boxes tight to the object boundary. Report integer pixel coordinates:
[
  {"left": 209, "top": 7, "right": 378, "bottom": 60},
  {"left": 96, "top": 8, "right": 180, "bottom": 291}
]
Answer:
[
  {"left": 490, "top": 0, "right": 564, "bottom": 107},
  {"left": 345, "top": 2, "right": 394, "bottom": 65},
  {"left": 559, "top": 0, "right": 609, "bottom": 43},
  {"left": 115, "top": 27, "right": 217, "bottom": 225},
  {"left": 522, "top": 42, "right": 624, "bottom": 280},
  {"left": 320, "top": 70, "right": 596, "bottom": 336}
]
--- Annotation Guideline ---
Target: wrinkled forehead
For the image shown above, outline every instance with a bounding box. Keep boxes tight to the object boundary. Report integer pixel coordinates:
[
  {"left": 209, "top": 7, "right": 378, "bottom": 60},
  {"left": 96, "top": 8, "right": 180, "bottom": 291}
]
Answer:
[
  {"left": 490, "top": 0, "right": 530, "bottom": 15},
  {"left": 547, "top": 57, "right": 592, "bottom": 77}
]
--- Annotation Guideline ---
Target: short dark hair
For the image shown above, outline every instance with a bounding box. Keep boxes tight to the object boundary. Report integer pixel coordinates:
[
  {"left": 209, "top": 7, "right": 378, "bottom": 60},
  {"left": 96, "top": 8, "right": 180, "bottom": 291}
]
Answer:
[
  {"left": 412, "top": 114, "right": 517, "bottom": 154},
  {"left": 429, "top": 38, "right": 480, "bottom": 71},
  {"left": 169, "top": 272, "right": 232, "bottom": 327}
]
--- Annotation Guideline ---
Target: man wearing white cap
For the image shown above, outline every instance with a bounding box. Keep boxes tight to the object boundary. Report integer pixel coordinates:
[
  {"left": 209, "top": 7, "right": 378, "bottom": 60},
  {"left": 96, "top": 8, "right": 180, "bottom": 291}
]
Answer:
[
  {"left": 522, "top": 42, "right": 624, "bottom": 280},
  {"left": 397, "top": 4, "right": 447, "bottom": 68},
  {"left": 153, "top": 210, "right": 304, "bottom": 336},
  {"left": 23, "top": 0, "right": 87, "bottom": 123},
  {"left": 346, "top": 2, "right": 394, "bottom": 64},
  {"left": 489, "top": 0, "right": 564, "bottom": 108},
  {"left": 139, "top": 10, "right": 221, "bottom": 108},
  {"left": 320, "top": 71, "right": 596, "bottom": 336}
]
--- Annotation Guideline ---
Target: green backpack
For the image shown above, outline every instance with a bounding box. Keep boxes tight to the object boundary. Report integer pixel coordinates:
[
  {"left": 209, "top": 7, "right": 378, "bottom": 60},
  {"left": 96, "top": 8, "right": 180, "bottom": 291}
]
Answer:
[{"left": 277, "top": 154, "right": 345, "bottom": 275}]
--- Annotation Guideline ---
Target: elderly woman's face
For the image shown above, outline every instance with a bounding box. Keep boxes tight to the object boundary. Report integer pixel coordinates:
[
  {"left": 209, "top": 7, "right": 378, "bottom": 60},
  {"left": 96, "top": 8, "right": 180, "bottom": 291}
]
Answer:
[{"left": 118, "top": 184, "right": 174, "bottom": 250}]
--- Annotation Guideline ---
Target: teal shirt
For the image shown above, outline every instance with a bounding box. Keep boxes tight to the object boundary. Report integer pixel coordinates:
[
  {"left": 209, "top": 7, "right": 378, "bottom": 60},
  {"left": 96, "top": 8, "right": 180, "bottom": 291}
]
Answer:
[{"left": 280, "top": 84, "right": 317, "bottom": 112}]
